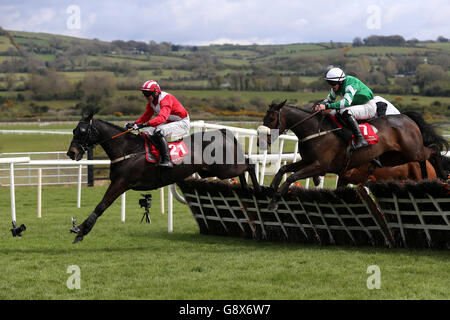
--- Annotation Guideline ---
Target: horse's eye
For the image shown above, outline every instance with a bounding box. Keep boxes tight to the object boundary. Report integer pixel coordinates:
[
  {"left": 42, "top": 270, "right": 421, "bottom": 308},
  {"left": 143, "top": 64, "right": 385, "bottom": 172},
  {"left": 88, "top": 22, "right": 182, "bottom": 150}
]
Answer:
[{"left": 80, "top": 127, "right": 87, "bottom": 134}]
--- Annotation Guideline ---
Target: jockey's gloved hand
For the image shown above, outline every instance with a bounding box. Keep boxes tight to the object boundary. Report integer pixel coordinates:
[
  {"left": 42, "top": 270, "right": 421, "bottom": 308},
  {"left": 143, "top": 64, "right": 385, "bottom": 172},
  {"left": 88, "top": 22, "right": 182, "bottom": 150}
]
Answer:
[
  {"left": 124, "top": 122, "right": 134, "bottom": 129},
  {"left": 132, "top": 123, "right": 146, "bottom": 130}
]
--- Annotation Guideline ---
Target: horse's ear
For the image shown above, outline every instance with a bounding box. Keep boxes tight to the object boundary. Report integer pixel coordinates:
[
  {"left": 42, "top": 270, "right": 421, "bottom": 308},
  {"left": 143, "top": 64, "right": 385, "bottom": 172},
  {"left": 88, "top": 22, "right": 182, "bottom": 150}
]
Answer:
[
  {"left": 275, "top": 100, "right": 287, "bottom": 110},
  {"left": 81, "top": 107, "right": 99, "bottom": 121},
  {"left": 81, "top": 111, "right": 94, "bottom": 121},
  {"left": 87, "top": 110, "right": 95, "bottom": 120}
]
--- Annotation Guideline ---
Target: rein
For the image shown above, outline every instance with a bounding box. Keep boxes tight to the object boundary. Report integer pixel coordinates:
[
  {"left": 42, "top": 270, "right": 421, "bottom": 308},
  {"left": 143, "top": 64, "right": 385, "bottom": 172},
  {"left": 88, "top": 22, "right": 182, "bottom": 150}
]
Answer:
[
  {"left": 280, "top": 110, "right": 321, "bottom": 135},
  {"left": 276, "top": 108, "right": 343, "bottom": 143},
  {"left": 79, "top": 120, "right": 135, "bottom": 151},
  {"left": 77, "top": 120, "right": 142, "bottom": 163}
]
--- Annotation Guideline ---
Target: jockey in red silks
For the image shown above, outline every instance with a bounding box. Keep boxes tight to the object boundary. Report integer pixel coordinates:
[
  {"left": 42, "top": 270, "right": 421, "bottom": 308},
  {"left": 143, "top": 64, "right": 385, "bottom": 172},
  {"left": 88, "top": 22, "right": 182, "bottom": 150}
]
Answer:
[{"left": 125, "top": 80, "right": 190, "bottom": 168}]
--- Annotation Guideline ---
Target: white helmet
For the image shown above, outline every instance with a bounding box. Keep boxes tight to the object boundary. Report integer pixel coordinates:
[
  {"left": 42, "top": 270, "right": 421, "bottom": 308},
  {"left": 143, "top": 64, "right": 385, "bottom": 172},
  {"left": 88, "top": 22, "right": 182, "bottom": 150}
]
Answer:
[{"left": 325, "top": 67, "right": 346, "bottom": 83}]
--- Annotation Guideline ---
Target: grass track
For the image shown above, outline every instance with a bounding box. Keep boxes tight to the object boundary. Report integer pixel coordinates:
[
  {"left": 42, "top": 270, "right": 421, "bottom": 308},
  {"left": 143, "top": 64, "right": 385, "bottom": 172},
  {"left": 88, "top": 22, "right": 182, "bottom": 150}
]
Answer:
[{"left": 0, "top": 184, "right": 449, "bottom": 299}]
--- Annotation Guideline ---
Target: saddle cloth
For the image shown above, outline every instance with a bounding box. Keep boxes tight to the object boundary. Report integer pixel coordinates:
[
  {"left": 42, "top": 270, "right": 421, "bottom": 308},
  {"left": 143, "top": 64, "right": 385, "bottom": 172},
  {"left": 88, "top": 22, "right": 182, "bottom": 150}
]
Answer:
[
  {"left": 331, "top": 115, "right": 379, "bottom": 145},
  {"left": 142, "top": 134, "right": 189, "bottom": 164}
]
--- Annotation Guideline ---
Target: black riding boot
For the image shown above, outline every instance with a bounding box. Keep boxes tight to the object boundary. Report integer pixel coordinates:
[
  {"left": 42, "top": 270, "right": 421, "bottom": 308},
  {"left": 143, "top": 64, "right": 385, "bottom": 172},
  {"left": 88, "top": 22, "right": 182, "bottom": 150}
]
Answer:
[
  {"left": 344, "top": 114, "right": 368, "bottom": 150},
  {"left": 152, "top": 132, "right": 173, "bottom": 168}
]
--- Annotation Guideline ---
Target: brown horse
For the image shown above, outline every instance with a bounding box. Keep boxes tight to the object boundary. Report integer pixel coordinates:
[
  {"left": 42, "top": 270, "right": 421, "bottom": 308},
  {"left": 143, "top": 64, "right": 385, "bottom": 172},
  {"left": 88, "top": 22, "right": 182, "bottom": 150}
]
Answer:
[
  {"left": 262, "top": 101, "right": 447, "bottom": 210},
  {"left": 337, "top": 160, "right": 437, "bottom": 186},
  {"left": 67, "top": 113, "right": 260, "bottom": 243}
]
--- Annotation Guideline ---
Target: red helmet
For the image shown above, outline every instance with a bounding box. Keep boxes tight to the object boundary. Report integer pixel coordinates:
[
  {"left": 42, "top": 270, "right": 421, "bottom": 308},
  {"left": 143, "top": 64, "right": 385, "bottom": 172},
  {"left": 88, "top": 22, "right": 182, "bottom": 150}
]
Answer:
[{"left": 140, "top": 80, "right": 161, "bottom": 93}]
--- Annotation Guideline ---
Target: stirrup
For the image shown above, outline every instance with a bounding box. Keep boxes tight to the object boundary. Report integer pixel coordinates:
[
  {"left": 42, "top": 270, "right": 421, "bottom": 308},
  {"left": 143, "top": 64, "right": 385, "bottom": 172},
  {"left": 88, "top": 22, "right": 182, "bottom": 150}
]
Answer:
[
  {"left": 352, "top": 138, "right": 368, "bottom": 150},
  {"left": 371, "top": 158, "right": 382, "bottom": 168},
  {"left": 159, "top": 159, "right": 173, "bottom": 168}
]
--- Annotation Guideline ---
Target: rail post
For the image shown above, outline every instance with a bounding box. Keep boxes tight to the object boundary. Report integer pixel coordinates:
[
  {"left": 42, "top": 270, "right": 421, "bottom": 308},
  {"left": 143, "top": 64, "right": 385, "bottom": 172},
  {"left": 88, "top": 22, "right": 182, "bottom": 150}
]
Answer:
[{"left": 87, "top": 148, "right": 94, "bottom": 187}]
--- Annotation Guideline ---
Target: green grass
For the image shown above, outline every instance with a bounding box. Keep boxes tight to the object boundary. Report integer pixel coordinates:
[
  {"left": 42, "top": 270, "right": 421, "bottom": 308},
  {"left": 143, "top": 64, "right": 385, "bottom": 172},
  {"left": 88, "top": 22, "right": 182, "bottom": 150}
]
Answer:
[
  {"left": 0, "top": 119, "right": 449, "bottom": 299},
  {"left": 0, "top": 184, "right": 449, "bottom": 299},
  {"left": 347, "top": 46, "right": 433, "bottom": 55},
  {"left": 0, "top": 133, "right": 72, "bottom": 153}
]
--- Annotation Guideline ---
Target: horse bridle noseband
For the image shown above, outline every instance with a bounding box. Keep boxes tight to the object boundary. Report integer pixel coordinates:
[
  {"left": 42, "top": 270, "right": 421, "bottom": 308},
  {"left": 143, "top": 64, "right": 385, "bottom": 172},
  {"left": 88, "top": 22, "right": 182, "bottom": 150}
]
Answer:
[{"left": 75, "top": 119, "right": 97, "bottom": 152}]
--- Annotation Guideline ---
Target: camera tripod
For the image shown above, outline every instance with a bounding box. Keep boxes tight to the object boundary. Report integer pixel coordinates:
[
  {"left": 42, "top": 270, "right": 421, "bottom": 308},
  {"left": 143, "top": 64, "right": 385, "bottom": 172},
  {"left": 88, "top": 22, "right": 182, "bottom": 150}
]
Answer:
[{"left": 139, "top": 194, "right": 152, "bottom": 224}]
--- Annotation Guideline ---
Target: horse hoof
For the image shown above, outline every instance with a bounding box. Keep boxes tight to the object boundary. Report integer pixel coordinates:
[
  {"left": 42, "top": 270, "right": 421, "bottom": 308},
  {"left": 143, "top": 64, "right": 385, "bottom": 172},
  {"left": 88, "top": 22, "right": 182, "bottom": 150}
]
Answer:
[
  {"left": 72, "top": 235, "right": 84, "bottom": 244},
  {"left": 267, "top": 200, "right": 278, "bottom": 211},
  {"left": 70, "top": 226, "right": 80, "bottom": 234}
]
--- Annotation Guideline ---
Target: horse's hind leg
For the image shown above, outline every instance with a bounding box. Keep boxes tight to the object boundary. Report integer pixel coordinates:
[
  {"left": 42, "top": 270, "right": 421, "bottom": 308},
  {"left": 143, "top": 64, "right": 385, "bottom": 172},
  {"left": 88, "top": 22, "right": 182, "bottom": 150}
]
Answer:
[
  {"left": 73, "top": 180, "right": 128, "bottom": 243},
  {"left": 239, "top": 173, "right": 249, "bottom": 191},
  {"left": 419, "top": 161, "right": 428, "bottom": 179},
  {"left": 428, "top": 154, "right": 446, "bottom": 180},
  {"left": 246, "top": 163, "right": 261, "bottom": 193}
]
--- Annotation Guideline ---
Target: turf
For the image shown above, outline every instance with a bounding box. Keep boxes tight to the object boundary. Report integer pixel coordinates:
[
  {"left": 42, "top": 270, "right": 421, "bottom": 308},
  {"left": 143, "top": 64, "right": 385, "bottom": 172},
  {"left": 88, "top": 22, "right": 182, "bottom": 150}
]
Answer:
[{"left": 0, "top": 184, "right": 448, "bottom": 299}]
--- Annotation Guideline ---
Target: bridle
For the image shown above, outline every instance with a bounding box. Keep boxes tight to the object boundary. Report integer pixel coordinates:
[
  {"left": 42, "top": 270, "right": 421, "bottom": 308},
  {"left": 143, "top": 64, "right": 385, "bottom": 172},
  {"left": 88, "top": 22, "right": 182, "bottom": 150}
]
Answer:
[
  {"left": 74, "top": 119, "right": 134, "bottom": 153},
  {"left": 264, "top": 106, "right": 342, "bottom": 145},
  {"left": 73, "top": 119, "right": 97, "bottom": 153}
]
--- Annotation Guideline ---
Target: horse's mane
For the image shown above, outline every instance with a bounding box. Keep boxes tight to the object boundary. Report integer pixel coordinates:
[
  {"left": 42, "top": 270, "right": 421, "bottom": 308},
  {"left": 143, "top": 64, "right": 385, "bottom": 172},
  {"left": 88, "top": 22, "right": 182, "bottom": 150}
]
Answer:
[
  {"left": 284, "top": 104, "right": 313, "bottom": 114},
  {"left": 95, "top": 118, "right": 143, "bottom": 143},
  {"left": 95, "top": 118, "right": 127, "bottom": 132}
]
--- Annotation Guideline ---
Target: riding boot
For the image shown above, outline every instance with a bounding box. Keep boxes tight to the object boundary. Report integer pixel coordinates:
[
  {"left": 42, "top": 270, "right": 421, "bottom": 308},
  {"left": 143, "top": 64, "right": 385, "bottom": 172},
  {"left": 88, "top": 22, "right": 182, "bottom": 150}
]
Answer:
[
  {"left": 344, "top": 114, "right": 368, "bottom": 150},
  {"left": 152, "top": 132, "right": 173, "bottom": 168}
]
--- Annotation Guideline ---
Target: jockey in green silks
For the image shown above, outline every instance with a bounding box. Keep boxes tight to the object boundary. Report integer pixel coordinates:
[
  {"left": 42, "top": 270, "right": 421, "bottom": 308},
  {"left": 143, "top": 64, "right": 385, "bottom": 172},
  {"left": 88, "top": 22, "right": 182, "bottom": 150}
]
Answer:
[{"left": 313, "top": 67, "right": 399, "bottom": 150}]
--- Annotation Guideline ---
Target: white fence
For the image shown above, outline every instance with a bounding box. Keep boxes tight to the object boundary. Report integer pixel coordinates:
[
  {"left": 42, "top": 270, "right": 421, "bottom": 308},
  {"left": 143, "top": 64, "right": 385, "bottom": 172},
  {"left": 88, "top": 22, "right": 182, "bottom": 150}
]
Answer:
[
  {"left": 0, "top": 121, "right": 312, "bottom": 234},
  {"left": 0, "top": 121, "right": 322, "bottom": 188},
  {"left": 0, "top": 151, "right": 85, "bottom": 186},
  {"left": 2, "top": 121, "right": 447, "bottom": 233}
]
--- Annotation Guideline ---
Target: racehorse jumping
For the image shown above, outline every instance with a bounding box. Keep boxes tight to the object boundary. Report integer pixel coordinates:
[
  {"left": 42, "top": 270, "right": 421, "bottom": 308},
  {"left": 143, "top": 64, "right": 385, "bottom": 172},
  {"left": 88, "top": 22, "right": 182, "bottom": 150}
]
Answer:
[
  {"left": 261, "top": 100, "right": 447, "bottom": 210},
  {"left": 337, "top": 160, "right": 437, "bottom": 187},
  {"left": 67, "top": 112, "right": 260, "bottom": 243}
]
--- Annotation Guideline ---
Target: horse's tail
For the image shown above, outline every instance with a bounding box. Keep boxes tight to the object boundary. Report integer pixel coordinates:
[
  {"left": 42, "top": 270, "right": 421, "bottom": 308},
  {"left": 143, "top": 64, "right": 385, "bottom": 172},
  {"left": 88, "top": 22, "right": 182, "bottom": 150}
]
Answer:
[
  {"left": 403, "top": 111, "right": 449, "bottom": 179},
  {"left": 439, "top": 153, "right": 450, "bottom": 178}
]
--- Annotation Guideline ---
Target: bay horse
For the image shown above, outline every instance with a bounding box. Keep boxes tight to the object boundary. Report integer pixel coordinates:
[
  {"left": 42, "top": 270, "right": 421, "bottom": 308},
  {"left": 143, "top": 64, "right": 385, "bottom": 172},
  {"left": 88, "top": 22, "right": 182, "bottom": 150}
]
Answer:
[
  {"left": 67, "top": 113, "right": 260, "bottom": 243},
  {"left": 337, "top": 160, "right": 437, "bottom": 187},
  {"left": 262, "top": 100, "right": 447, "bottom": 210}
]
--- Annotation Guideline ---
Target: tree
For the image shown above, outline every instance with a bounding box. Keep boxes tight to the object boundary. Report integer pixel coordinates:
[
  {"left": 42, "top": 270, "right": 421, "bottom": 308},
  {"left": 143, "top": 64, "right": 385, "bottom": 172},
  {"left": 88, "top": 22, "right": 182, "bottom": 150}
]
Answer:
[
  {"left": 415, "top": 64, "right": 447, "bottom": 90},
  {"left": 287, "top": 76, "right": 305, "bottom": 91},
  {"left": 5, "top": 72, "right": 15, "bottom": 91},
  {"left": 363, "top": 35, "right": 406, "bottom": 46},
  {"left": 380, "top": 59, "right": 398, "bottom": 77},
  {"left": 81, "top": 72, "right": 116, "bottom": 98},
  {"left": 352, "top": 37, "right": 363, "bottom": 47},
  {"left": 25, "top": 68, "right": 72, "bottom": 100}
]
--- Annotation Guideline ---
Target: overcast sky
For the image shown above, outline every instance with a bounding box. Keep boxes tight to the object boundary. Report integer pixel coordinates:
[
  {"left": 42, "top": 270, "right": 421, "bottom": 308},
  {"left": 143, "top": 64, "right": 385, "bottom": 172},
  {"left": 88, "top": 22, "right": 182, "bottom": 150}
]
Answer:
[{"left": 1, "top": 0, "right": 448, "bottom": 45}]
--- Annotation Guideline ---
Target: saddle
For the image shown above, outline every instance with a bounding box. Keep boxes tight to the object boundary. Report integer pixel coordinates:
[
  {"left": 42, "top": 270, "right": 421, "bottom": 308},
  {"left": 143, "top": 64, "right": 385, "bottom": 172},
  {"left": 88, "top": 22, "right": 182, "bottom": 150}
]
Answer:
[
  {"left": 142, "top": 134, "right": 188, "bottom": 165},
  {"left": 331, "top": 114, "right": 379, "bottom": 146}
]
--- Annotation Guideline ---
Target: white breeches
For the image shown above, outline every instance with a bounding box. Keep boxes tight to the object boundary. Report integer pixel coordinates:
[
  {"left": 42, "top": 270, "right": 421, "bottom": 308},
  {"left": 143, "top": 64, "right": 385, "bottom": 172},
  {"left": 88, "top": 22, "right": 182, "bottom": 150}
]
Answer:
[
  {"left": 142, "top": 116, "right": 190, "bottom": 140},
  {"left": 373, "top": 96, "right": 400, "bottom": 115},
  {"left": 333, "top": 96, "right": 400, "bottom": 120},
  {"left": 339, "top": 99, "right": 377, "bottom": 120}
]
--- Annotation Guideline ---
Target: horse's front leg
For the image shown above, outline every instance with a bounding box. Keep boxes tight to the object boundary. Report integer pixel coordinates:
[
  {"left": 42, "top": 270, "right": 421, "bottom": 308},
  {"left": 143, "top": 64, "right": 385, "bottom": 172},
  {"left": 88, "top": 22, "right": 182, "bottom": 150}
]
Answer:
[
  {"left": 268, "top": 161, "right": 322, "bottom": 211},
  {"left": 270, "top": 160, "right": 305, "bottom": 192},
  {"left": 73, "top": 180, "right": 128, "bottom": 244}
]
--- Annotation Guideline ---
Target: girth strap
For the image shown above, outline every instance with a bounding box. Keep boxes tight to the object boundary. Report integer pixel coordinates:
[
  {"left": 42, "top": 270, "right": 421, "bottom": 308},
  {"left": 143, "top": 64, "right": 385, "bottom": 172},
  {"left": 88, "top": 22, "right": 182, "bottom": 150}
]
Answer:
[
  {"left": 111, "top": 153, "right": 141, "bottom": 164},
  {"left": 298, "top": 128, "right": 342, "bottom": 143}
]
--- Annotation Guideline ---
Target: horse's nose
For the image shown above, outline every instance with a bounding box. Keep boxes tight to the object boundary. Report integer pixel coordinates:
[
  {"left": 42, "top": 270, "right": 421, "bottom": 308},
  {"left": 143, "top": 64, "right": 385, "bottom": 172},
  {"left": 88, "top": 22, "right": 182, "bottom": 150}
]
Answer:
[
  {"left": 67, "top": 146, "right": 78, "bottom": 160},
  {"left": 67, "top": 150, "right": 75, "bottom": 160}
]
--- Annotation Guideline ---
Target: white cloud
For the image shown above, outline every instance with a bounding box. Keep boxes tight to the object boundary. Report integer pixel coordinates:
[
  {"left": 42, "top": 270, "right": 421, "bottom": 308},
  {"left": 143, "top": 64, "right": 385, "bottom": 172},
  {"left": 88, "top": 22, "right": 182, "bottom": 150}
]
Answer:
[{"left": 0, "top": 0, "right": 448, "bottom": 44}]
